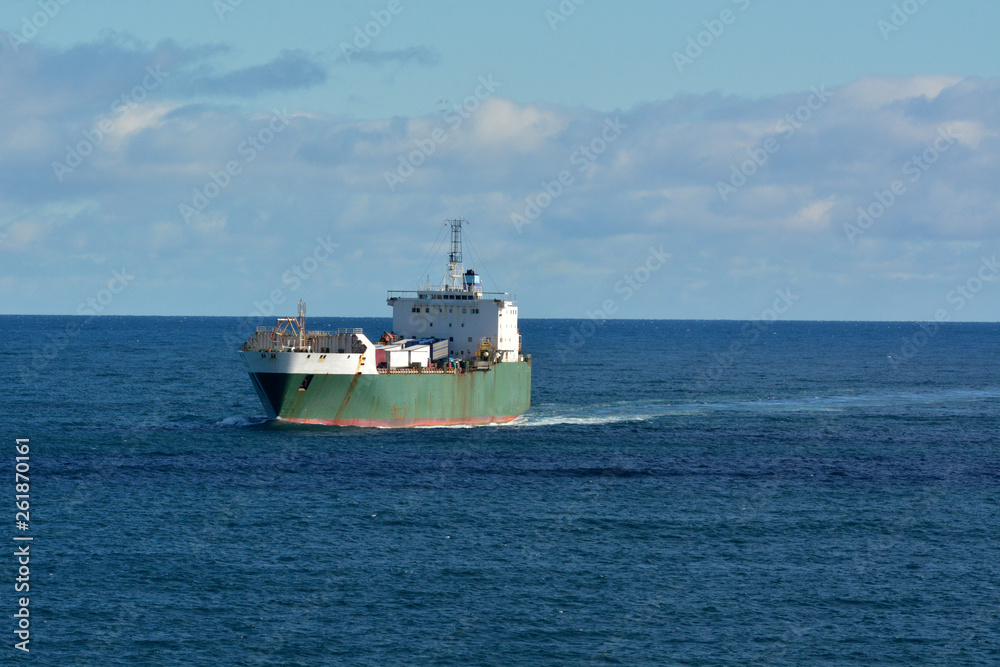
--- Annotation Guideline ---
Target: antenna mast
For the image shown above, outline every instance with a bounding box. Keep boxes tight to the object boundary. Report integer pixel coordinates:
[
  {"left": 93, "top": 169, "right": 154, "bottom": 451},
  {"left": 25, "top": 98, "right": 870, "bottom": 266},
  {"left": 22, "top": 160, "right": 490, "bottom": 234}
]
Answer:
[
  {"left": 297, "top": 299, "right": 306, "bottom": 349},
  {"left": 446, "top": 218, "right": 466, "bottom": 289}
]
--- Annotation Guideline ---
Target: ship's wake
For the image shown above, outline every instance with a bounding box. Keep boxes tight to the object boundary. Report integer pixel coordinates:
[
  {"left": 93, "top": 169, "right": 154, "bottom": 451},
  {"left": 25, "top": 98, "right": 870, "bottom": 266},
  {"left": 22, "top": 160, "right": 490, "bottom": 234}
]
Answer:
[{"left": 511, "top": 387, "right": 1000, "bottom": 427}]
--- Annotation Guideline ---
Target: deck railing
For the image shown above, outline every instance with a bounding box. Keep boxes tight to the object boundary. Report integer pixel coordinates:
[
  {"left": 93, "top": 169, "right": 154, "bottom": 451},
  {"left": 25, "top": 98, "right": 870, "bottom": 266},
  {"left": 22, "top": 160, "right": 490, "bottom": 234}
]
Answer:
[
  {"left": 377, "top": 366, "right": 452, "bottom": 375},
  {"left": 386, "top": 290, "right": 514, "bottom": 305}
]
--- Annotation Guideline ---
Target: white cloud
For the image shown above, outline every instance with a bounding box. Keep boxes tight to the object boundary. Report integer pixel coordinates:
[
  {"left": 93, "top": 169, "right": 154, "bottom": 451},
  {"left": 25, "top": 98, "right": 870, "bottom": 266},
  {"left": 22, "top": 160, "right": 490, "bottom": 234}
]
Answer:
[
  {"left": 3, "top": 36, "right": 1000, "bottom": 318},
  {"left": 787, "top": 197, "right": 837, "bottom": 232},
  {"left": 464, "top": 98, "right": 569, "bottom": 152},
  {"left": 838, "top": 75, "right": 962, "bottom": 108}
]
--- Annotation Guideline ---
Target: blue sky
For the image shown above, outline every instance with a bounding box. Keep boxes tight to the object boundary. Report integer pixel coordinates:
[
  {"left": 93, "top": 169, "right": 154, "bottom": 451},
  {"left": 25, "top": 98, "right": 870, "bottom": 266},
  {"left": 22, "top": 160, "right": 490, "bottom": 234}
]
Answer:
[{"left": 2, "top": 0, "right": 1000, "bottom": 320}]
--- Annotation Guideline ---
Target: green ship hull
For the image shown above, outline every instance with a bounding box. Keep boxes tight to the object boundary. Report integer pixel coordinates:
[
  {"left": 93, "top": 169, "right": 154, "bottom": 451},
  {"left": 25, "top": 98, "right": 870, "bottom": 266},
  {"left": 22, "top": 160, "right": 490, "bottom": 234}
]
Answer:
[{"left": 248, "top": 360, "right": 531, "bottom": 427}]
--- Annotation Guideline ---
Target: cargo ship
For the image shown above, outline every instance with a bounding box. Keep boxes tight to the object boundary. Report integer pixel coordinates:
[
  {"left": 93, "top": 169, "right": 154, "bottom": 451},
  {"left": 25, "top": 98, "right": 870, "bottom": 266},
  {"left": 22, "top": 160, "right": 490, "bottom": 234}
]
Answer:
[{"left": 239, "top": 219, "right": 531, "bottom": 426}]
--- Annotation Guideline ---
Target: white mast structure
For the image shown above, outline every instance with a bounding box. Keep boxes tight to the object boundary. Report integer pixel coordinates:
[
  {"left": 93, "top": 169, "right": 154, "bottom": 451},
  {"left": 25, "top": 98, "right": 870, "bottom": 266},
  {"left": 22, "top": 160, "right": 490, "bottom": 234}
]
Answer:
[{"left": 444, "top": 218, "right": 466, "bottom": 290}]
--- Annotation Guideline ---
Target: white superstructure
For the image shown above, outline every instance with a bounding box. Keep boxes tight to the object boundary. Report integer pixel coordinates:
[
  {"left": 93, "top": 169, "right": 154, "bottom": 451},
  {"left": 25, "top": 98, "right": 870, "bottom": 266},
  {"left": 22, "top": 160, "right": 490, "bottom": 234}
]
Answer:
[{"left": 386, "top": 219, "right": 521, "bottom": 362}]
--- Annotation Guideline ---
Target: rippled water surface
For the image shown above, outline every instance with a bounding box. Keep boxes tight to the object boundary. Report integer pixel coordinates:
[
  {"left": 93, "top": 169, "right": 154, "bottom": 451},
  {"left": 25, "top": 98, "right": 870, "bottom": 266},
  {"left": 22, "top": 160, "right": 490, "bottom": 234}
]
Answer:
[{"left": 4, "top": 316, "right": 999, "bottom": 665}]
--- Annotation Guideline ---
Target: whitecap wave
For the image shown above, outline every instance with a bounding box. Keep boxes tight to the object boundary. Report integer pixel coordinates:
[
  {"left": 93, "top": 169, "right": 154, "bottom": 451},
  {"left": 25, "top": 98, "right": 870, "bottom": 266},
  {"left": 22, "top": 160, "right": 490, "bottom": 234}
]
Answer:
[{"left": 215, "top": 415, "right": 269, "bottom": 427}]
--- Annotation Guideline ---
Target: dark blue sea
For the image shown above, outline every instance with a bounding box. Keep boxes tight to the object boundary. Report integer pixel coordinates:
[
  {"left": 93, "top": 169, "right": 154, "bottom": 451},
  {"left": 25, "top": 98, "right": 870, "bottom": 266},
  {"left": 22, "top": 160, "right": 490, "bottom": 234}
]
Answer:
[{"left": 3, "top": 316, "right": 999, "bottom": 665}]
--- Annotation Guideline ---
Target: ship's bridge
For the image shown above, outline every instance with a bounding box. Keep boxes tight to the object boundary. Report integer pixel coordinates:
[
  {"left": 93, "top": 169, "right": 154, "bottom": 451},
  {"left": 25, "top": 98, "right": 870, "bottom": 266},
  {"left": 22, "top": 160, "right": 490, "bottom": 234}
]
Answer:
[
  {"left": 387, "top": 282, "right": 519, "bottom": 361},
  {"left": 387, "top": 219, "right": 521, "bottom": 361}
]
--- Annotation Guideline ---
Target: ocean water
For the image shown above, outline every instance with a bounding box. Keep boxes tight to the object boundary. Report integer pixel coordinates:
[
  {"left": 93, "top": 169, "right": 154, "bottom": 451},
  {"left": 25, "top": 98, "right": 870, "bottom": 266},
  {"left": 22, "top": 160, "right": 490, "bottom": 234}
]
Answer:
[{"left": 3, "top": 315, "right": 999, "bottom": 665}]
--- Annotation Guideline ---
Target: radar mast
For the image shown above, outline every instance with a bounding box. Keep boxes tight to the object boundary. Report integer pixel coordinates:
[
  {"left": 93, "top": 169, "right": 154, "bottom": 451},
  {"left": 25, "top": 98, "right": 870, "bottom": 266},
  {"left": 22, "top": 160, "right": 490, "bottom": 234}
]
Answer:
[{"left": 445, "top": 218, "right": 467, "bottom": 289}]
